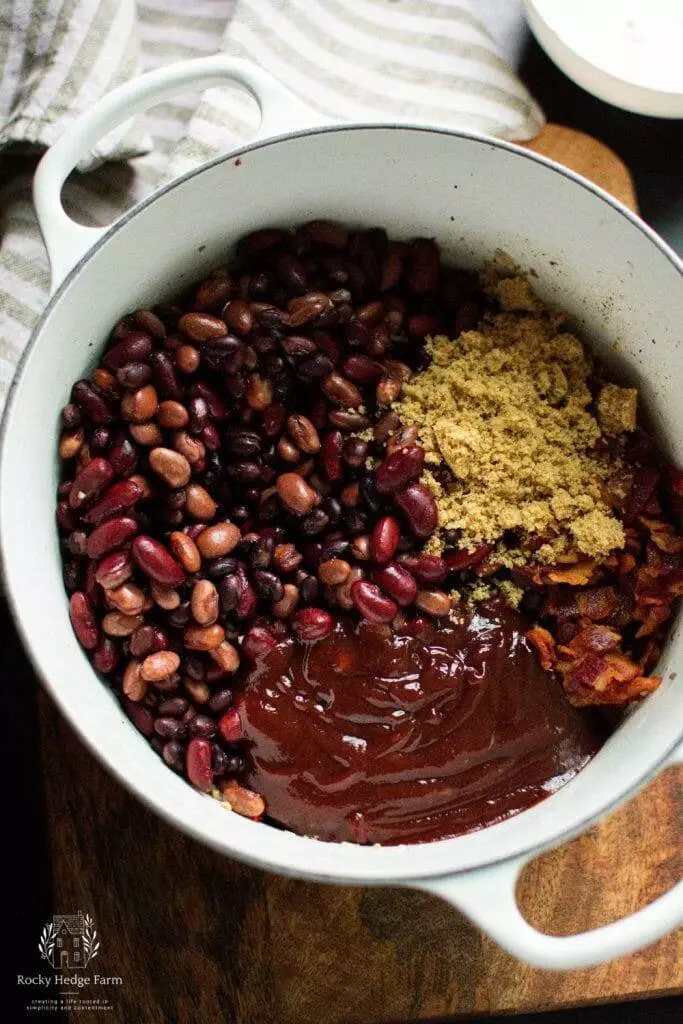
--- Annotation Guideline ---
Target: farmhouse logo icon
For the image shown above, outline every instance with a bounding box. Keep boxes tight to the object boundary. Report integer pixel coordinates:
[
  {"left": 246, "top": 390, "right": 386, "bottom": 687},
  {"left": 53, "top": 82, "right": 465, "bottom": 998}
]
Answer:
[{"left": 38, "top": 912, "right": 100, "bottom": 969}]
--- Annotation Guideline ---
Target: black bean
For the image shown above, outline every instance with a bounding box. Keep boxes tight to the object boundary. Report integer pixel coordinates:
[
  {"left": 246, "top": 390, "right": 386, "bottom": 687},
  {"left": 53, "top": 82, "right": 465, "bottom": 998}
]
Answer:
[
  {"left": 208, "top": 688, "right": 234, "bottom": 714},
  {"left": 252, "top": 570, "right": 284, "bottom": 602}
]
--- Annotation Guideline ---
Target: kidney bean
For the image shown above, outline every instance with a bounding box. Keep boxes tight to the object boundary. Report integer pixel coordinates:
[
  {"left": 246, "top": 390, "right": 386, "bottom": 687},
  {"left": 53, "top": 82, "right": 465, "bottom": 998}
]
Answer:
[
  {"left": 179, "top": 312, "right": 227, "bottom": 341},
  {"left": 176, "top": 344, "right": 200, "bottom": 374},
  {"left": 241, "top": 625, "right": 277, "bottom": 661},
  {"left": 130, "top": 422, "right": 163, "bottom": 447},
  {"left": 287, "top": 414, "right": 320, "bottom": 454},
  {"left": 191, "top": 579, "right": 219, "bottom": 625},
  {"left": 321, "top": 372, "right": 362, "bottom": 408},
  {"left": 374, "top": 445, "right": 424, "bottom": 496},
  {"left": 156, "top": 401, "right": 188, "bottom": 430},
  {"left": 372, "top": 563, "right": 417, "bottom": 606},
  {"left": 93, "top": 551, "right": 132, "bottom": 591},
  {"left": 147, "top": 446, "right": 191, "bottom": 488},
  {"left": 168, "top": 531, "right": 200, "bottom": 573},
  {"left": 104, "top": 332, "right": 153, "bottom": 370},
  {"left": 92, "top": 637, "right": 119, "bottom": 674},
  {"left": 306, "top": 219, "right": 348, "bottom": 249},
  {"left": 150, "top": 580, "right": 181, "bottom": 610},
  {"left": 350, "top": 580, "right": 398, "bottom": 624},
  {"left": 132, "top": 535, "right": 185, "bottom": 586},
  {"left": 129, "top": 625, "right": 155, "bottom": 657},
  {"left": 141, "top": 651, "right": 180, "bottom": 682},
  {"left": 184, "top": 624, "right": 225, "bottom": 651},
  {"left": 275, "top": 472, "right": 317, "bottom": 515},
  {"left": 188, "top": 714, "right": 216, "bottom": 739},
  {"left": 297, "top": 354, "right": 334, "bottom": 381},
  {"left": 272, "top": 582, "right": 299, "bottom": 618},
  {"left": 121, "top": 384, "right": 158, "bottom": 424},
  {"left": 442, "top": 543, "right": 494, "bottom": 572},
  {"left": 394, "top": 483, "right": 439, "bottom": 538},
  {"left": 271, "top": 543, "right": 301, "bottom": 574},
  {"left": 69, "top": 592, "right": 99, "bottom": 650},
  {"left": 196, "top": 522, "right": 240, "bottom": 558},
  {"left": 68, "top": 457, "right": 114, "bottom": 510},
  {"left": 395, "top": 553, "right": 446, "bottom": 584},
  {"left": 185, "top": 483, "right": 218, "bottom": 520},
  {"left": 371, "top": 515, "right": 400, "bottom": 564},
  {"left": 342, "top": 437, "right": 368, "bottom": 470},
  {"left": 108, "top": 582, "right": 146, "bottom": 616},
  {"left": 327, "top": 410, "right": 369, "bottom": 431},
  {"left": 221, "top": 779, "right": 266, "bottom": 818},
  {"left": 102, "top": 611, "right": 144, "bottom": 637},
  {"left": 341, "top": 354, "right": 384, "bottom": 384},
  {"left": 245, "top": 373, "right": 272, "bottom": 411},
  {"left": 317, "top": 558, "right": 350, "bottom": 587},
  {"left": 108, "top": 433, "right": 138, "bottom": 476},
  {"left": 158, "top": 696, "right": 189, "bottom": 718},
  {"left": 376, "top": 376, "right": 402, "bottom": 406},
  {"left": 116, "top": 362, "right": 152, "bottom": 390},
  {"left": 415, "top": 589, "right": 451, "bottom": 617},
  {"left": 286, "top": 292, "right": 332, "bottom": 327},
  {"left": 221, "top": 299, "right": 251, "bottom": 336},
  {"left": 291, "top": 607, "right": 335, "bottom": 641},
  {"left": 59, "top": 429, "right": 84, "bottom": 459},
  {"left": 195, "top": 272, "right": 233, "bottom": 311},
  {"left": 72, "top": 380, "right": 114, "bottom": 424},
  {"left": 218, "top": 706, "right": 243, "bottom": 743},
  {"left": 186, "top": 737, "right": 213, "bottom": 791}
]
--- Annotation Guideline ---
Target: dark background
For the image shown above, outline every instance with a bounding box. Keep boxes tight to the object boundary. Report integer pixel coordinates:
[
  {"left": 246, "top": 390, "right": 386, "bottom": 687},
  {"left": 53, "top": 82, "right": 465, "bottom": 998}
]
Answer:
[{"left": 2, "top": 15, "right": 681, "bottom": 1024}]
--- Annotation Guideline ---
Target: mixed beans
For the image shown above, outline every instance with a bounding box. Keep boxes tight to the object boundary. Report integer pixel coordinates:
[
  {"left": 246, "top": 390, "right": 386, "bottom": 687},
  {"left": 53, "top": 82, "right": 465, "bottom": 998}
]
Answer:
[
  {"left": 57, "top": 223, "right": 488, "bottom": 808},
  {"left": 57, "top": 220, "right": 682, "bottom": 816}
]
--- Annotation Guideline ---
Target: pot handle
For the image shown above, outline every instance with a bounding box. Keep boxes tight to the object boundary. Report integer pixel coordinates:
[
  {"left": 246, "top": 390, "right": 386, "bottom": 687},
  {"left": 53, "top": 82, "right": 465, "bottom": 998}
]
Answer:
[
  {"left": 418, "top": 742, "right": 683, "bottom": 969},
  {"left": 33, "top": 55, "right": 326, "bottom": 292}
]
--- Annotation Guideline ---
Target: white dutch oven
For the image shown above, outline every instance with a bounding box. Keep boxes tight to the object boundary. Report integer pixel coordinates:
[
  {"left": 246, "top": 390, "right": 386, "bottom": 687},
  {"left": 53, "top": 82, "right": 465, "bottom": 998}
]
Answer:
[{"left": 2, "top": 56, "right": 682, "bottom": 970}]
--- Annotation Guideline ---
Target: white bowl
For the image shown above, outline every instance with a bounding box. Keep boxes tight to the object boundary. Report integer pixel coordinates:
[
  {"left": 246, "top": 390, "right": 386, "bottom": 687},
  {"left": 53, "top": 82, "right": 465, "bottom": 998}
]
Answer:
[
  {"left": 524, "top": 0, "right": 683, "bottom": 117},
  {"left": 2, "top": 56, "right": 681, "bottom": 969}
]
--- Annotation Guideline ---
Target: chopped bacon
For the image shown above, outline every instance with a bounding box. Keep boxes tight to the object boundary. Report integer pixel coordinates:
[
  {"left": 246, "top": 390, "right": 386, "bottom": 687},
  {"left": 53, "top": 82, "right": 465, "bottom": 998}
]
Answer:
[
  {"left": 635, "top": 604, "right": 671, "bottom": 638},
  {"left": 621, "top": 467, "right": 659, "bottom": 521},
  {"left": 546, "top": 560, "right": 597, "bottom": 586},
  {"left": 575, "top": 586, "right": 618, "bottom": 621},
  {"left": 639, "top": 517, "right": 683, "bottom": 554},
  {"left": 526, "top": 626, "right": 556, "bottom": 671}
]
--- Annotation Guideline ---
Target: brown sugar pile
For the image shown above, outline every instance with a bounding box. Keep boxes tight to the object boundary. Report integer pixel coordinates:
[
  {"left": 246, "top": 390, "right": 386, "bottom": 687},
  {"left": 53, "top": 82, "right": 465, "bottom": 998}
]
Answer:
[{"left": 394, "top": 278, "right": 634, "bottom": 561}]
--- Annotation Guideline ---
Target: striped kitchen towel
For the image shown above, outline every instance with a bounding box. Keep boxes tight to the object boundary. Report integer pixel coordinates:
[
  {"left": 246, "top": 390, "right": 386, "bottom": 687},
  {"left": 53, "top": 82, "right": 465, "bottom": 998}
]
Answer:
[{"left": 0, "top": 0, "right": 544, "bottom": 406}]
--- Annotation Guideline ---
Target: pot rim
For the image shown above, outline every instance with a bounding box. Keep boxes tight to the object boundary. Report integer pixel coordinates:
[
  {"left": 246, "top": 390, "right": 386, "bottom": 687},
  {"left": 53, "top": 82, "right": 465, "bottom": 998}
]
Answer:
[{"left": 2, "top": 120, "right": 682, "bottom": 882}]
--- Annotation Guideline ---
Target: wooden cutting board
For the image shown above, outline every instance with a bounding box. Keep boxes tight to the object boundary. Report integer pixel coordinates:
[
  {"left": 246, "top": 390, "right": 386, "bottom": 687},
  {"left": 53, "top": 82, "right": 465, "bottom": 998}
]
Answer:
[{"left": 40, "top": 125, "right": 681, "bottom": 1024}]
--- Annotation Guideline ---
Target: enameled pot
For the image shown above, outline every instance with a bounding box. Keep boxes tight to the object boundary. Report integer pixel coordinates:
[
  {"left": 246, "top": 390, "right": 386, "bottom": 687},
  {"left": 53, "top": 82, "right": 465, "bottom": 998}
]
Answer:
[{"left": 2, "top": 56, "right": 681, "bottom": 969}]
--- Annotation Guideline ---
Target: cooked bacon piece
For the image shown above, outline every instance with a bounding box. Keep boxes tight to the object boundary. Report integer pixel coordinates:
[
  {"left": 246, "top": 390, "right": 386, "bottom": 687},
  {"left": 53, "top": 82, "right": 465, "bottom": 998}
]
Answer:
[
  {"left": 621, "top": 467, "right": 659, "bottom": 521},
  {"left": 575, "top": 586, "right": 618, "bottom": 621},
  {"left": 635, "top": 604, "right": 671, "bottom": 638},
  {"left": 562, "top": 623, "right": 622, "bottom": 656},
  {"left": 560, "top": 650, "right": 654, "bottom": 706},
  {"left": 526, "top": 626, "right": 556, "bottom": 671},
  {"left": 546, "top": 560, "right": 597, "bottom": 586},
  {"left": 639, "top": 517, "right": 683, "bottom": 555}
]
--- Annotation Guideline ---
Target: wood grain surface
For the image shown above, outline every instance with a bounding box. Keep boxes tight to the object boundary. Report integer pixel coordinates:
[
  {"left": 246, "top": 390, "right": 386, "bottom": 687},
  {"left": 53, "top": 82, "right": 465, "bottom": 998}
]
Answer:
[{"left": 41, "top": 125, "right": 681, "bottom": 1024}]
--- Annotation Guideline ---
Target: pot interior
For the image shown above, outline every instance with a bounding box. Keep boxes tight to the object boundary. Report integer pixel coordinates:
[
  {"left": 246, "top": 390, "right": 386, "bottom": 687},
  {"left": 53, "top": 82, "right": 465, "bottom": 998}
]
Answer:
[{"left": 2, "top": 126, "right": 681, "bottom": 881}]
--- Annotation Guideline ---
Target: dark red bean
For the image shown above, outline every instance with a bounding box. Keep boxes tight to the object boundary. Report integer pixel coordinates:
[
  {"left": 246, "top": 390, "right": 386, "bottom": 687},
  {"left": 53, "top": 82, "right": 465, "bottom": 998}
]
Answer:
[
  {"left": 71, "top": 380, "right": 115, "bottom": 423},
  {"left": 291, "top": 607, "right": 335, "bottom": 641},
  {"left": 406, "top": 238, "right": 440, "bottom": 294},
  {"left": 68, "top": 457, "right": 114, "bottom": 509},
  {"left": 242, "top": 626, "right": 278, "bottom": 660},
  {"left": 151, "top": 350, "right": 183, "bottom": 400},
  {"left": 86, "top": 516, "right": 137, "bottom": 558},
  {"left": 109, "top": 433, "right": 138, "bottom": 476},
  {"left": 162, "top": 740, "right": 185, "bottom": 771},
  {"left": 61, "top": 403, "right": 82, "bottom": 429},
  {"left": 397, "top": 553, "right": 448, "bottom": 583},
  {"left": 218, "top": 706, "right": 243, "bottom": 742},
  {"left": 321, "top": 431, "right": 344, "bottom": 483},
  {"left": 122, "top": 698, "right": 155, "bottom": 737},
  {"left": 375, "top": 445, "right": 425, "bottom": 495},
  {"left": 238, "top": 228, "right": 284, "bottom": 258},
  {"left": 82, "top": 479, "right": 143, "bottom": 524},
  {"left": 92, "top": 637, "right": 119, "bottom": 673},
  {"left": 104, "top": 331, "right": 153, "bottom": 370},
  {"left": 371, "top": 515, "right": 400, "bottom": 564},
  {"left": 342, "top": 354, "right": 384, "bottom": 384},
  {"left": 442, "top": 543, "right": 494, "bottom": 572},
  {"left": 116, "top": 362, "right": 152, "bottom": 390},
  {"left": 350, "top": 580, "right": 398, "bottom": 624},
  {"left": 394, "top": 483, "right": 439, "bottom": 538},
  {"left": 372, "top": 563, "right": 418, "bottom": 606},
  {"left": 69, "top": 592, "right": 99, "bottom": 650},
  {"left": 186, "top": 737, "right": 213, "bottom": 791},
  {"left": 94, "top": 550, "right": 133, "bottom": 590},
  {"left": 132, "top": 535, "right": 186, "bottom": 586}
]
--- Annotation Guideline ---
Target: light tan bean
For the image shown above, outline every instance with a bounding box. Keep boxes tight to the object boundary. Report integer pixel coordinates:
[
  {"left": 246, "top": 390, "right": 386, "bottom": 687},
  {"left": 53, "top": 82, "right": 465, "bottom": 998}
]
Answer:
[
  {"left": 169, "top": 531, "right": 201, "bottom": 573},
  {"left": 196, "top": 522, "right": 240, "bottom": 558},
  {"left": 140, "top": 651, "right": 180, "bottom": 682},
  {"left": 102, "top": 611, "right": 144, "bottom": 636},
  {"left": 191, "top": 579, "right": 219, "bottom": 625}
]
